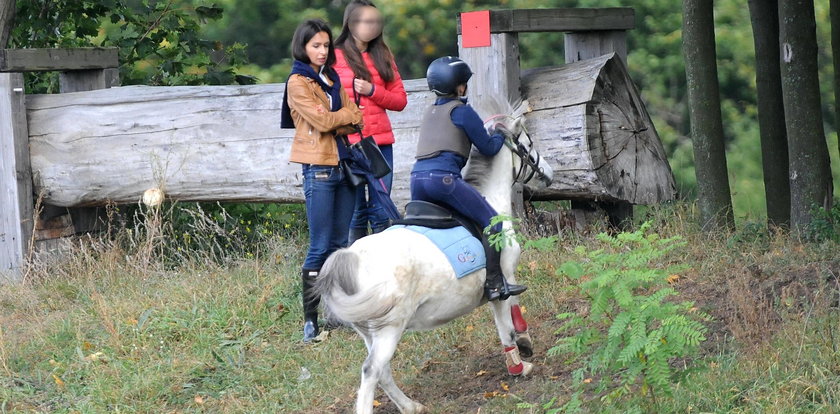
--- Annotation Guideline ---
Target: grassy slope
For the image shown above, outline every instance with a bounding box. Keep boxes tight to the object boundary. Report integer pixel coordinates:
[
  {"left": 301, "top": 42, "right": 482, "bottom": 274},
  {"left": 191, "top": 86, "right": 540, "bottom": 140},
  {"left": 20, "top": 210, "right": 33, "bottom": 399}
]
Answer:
[{"left": 1, "top": 204, "right": 838, "bottom": 413}]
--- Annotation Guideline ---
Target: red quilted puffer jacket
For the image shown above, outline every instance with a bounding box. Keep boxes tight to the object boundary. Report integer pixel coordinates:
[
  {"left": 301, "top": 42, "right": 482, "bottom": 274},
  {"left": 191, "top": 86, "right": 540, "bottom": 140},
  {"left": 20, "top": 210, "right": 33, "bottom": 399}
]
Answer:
[{"left": 334, "top": 48, "right": 407, "bottom": 145}]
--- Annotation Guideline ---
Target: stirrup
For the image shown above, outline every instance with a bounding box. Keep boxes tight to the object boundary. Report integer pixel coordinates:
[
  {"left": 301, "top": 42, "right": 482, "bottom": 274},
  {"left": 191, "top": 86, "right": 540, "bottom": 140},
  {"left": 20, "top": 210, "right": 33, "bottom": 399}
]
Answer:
[{"left": 485, "top": 282, "right": 527, "bottom": 301}]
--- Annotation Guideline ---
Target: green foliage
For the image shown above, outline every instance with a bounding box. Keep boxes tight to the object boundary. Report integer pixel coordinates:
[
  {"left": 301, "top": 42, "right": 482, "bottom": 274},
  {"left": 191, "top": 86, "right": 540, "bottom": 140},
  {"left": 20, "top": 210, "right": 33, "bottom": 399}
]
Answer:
[
  {"left": 484, "top": 213, "right": 519, "bottom": 251},
  {"left": 804, "top": 201, "right": 840, "bottom": 242},
  {"left": 10, "top": 0, "right": 254, "bottom": 92},
  {"left": 549, "top": 222, "right": 709, "bottom": 411}
]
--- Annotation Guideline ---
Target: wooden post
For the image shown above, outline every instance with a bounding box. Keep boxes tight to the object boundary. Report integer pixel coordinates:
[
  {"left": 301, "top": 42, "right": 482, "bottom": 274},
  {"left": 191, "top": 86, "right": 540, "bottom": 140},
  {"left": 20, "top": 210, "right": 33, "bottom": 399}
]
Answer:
[
  {"left": 458, "top": 27, "right": 525, "bottom": 217},
  {"left": 458, "top": 32, "right": 521, "bottom": 111},
  {"left": 0, "top": 73, "right": 33, "bottom": 281},
  {"left": 565, "top": 31, "right": 628, "bottom": 63}
]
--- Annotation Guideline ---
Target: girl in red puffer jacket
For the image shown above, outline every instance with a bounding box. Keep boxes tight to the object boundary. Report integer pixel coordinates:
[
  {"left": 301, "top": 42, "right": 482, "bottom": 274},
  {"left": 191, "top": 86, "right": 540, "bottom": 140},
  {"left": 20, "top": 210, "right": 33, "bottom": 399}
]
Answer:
[{"left": 334, "top": 0, "right": 408, "bottom": 243}]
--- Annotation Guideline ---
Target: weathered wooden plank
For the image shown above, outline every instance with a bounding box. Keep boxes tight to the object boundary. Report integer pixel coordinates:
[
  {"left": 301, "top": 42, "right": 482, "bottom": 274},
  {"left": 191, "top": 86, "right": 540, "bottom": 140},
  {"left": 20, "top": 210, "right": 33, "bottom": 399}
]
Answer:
[
  {"left": 457, "top": 8, "right": 635, "bottom": 34},
  {"left": 0, "top": 73, "right": 33, "bottom": 281},
  {"left": 0, "top": 47, "right": 119, "bottom": 72}
]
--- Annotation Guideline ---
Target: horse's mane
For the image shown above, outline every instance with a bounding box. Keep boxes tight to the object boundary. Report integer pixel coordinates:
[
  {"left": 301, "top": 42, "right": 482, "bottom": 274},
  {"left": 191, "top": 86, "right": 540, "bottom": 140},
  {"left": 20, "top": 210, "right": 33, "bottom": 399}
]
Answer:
[{"left": 463, "top": 146, "right": 494, "bottom": 190}]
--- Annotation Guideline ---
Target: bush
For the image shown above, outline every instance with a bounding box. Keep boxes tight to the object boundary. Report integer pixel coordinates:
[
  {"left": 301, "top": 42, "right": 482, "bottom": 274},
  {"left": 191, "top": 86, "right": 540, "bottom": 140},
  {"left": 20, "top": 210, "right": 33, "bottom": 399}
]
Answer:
[{"left": 548, "top": 222, "right": 709, "bottom": 412}]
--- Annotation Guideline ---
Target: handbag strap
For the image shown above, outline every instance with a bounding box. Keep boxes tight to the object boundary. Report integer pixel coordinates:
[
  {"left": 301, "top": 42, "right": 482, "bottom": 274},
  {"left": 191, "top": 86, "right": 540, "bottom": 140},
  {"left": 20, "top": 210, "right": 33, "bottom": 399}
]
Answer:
[{"left": 352, "top": 81, "right": 366, "bottom": 141}]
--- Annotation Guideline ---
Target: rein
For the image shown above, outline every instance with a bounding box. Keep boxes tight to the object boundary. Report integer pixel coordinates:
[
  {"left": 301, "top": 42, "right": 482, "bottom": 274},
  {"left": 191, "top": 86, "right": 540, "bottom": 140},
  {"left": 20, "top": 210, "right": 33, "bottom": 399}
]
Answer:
[{"left": 484, "top": 114, "right": 551, "bottom": 186}]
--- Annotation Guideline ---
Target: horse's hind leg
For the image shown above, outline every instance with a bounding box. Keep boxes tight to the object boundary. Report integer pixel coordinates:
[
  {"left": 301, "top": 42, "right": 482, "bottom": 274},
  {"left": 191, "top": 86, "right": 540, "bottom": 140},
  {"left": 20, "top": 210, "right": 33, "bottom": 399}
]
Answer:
[
  {"left": 379, "top": 362, "right": 426, "bottom": 413},
  {"left": 489, "top": 300, "right": 533, "bottom": 376},
  {"left": 356, "top": 326, "right": 424, "bottom": 414}
]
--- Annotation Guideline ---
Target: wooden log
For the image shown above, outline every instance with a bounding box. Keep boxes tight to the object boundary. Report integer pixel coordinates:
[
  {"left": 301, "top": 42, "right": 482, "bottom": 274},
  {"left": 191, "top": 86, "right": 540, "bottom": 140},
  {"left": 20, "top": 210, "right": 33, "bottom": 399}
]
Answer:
[
  {"left": 1, "top": 73, "right": 33, "bottom": 281},
  {"left": 26, "top": 81, "right": 435, "bottom": 209},
  {"left": 25, "top": 55, "right": 674, "bottom": 209},
  {"left": 0, "top": 48, "right": 118, "bottom": 72},
  {"left": 456, "top": 8, "right": 635, "bottom": 34},
  {"left": 522, "top": 53, "right": 676, "bottom": 205}
]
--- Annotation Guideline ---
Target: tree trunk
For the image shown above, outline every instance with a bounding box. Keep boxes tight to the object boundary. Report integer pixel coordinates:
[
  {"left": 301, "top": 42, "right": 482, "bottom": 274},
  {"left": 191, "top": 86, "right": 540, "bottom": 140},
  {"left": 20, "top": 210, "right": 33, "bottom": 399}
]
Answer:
[
  {"left": 682, "top": 0, "right": 735, "bottom": 231},
  {"left": 832, "top": 0, "right": 840, "bottom": 161},
  {"left": 0, "top": 0, "right": 14, "bottom": 49},
  {"left": 779, "top": 0, "right": 835, "bottom": 233},
  {"left": 748, "top": 0, "right": 791, "bottom": 228}
]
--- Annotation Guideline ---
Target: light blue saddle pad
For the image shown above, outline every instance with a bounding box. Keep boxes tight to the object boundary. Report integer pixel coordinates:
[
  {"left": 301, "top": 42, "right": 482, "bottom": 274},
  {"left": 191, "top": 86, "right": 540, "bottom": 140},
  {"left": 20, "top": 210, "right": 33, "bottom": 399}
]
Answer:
[{"left": 388, "top": 225, "right": 485, "bottom": 279}]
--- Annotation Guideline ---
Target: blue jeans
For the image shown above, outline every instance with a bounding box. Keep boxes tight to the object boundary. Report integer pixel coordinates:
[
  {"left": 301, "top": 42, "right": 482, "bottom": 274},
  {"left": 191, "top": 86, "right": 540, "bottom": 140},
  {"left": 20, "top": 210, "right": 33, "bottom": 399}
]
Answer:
[
  {"left": 410, "top": 171, "right": 501, "bottom": 233},
  {"left": 302, "top": 164, "right": 356, "bottom": 270},
  {"left": 351, "top": 144, "right": 394, "bottom": 231}
]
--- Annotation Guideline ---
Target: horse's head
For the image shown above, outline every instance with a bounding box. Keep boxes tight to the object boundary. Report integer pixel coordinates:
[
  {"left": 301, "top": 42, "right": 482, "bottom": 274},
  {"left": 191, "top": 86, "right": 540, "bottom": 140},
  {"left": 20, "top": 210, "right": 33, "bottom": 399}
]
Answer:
[{"left": 487, "top": 116, "right": 554, "bottom": 189}]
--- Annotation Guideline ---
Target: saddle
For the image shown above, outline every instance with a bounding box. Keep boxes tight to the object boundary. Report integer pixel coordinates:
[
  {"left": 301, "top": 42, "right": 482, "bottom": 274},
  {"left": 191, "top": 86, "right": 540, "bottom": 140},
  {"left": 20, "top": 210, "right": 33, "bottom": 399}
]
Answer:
[
  {"left": 389, "top": 201, "right": 486, "bottom": 279},
  {"left": 392, "top": 201, "right": 483, "bottom": 239}
]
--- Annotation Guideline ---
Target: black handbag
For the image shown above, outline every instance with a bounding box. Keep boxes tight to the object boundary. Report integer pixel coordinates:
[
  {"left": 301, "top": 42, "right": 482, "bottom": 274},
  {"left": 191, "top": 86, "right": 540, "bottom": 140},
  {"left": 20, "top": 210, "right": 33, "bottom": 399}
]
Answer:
[
  {"left": 351, "top": 130, "right": 391, "bottom": 179},
  {"left": 340, "top": 158, "right": 365, "bottom": 187}
]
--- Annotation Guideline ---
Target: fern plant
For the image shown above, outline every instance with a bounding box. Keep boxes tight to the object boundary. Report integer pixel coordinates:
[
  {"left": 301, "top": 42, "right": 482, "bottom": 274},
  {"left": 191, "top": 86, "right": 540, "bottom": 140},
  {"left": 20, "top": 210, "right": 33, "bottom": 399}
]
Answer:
[{"left": 549, "top": 222, "right": 708, "bottom": 411}]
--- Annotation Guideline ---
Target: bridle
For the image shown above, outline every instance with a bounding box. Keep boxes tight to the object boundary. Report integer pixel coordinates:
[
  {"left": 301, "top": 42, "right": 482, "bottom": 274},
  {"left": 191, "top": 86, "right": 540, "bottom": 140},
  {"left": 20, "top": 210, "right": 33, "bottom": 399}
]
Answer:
[{"left": 484, "top": 115, "right": 552, "bottom": 186}]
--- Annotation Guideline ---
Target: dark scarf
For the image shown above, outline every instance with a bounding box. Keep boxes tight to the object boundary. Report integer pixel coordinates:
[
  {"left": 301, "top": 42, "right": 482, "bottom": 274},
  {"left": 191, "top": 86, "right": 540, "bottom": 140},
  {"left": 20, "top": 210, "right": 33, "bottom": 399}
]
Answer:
[{"left": 280, "top": 60, "right": 343, "bottom": 129}]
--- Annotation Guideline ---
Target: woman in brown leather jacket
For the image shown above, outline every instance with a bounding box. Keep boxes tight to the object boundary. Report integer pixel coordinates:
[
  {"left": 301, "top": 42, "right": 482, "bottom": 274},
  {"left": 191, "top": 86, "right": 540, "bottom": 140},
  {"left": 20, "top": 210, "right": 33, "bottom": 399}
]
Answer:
[{"left": 280, "top": 18, "right": 363, "bottom": 343}]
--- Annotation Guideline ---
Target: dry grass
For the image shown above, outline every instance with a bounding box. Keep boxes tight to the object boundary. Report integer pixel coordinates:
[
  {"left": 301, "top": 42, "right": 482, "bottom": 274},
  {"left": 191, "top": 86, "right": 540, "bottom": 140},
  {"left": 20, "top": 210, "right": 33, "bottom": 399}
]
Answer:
[{"left": 0, "top": 201, "right": 838, "bottom": 413}]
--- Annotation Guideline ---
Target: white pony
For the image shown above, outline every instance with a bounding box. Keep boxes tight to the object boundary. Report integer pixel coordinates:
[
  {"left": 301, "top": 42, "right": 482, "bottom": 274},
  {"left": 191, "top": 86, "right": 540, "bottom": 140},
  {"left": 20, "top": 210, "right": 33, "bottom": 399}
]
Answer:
[{"left": 315, "top": 118, "right": 553, "bottom": 414}]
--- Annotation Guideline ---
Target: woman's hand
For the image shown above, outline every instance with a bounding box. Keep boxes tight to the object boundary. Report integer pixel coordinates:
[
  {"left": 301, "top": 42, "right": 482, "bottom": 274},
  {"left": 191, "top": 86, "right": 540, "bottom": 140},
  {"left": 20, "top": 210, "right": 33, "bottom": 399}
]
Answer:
[{"left": 354, "top": 78, "right": 373, "bottom": 96}]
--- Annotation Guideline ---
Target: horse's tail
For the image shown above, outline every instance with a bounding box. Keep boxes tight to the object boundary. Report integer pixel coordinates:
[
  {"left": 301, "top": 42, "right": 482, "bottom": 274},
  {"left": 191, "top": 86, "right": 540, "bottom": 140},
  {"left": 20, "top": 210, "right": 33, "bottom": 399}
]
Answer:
[{"left": 315, "top": 248, "right": 395, "bottom": 327}]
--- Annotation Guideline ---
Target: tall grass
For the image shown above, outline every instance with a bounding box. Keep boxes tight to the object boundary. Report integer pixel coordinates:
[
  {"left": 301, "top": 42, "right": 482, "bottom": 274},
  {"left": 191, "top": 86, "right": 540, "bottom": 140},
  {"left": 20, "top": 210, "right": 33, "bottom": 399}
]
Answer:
[{"left": 0, "top": 201, "right": 838, "bottom": 413}]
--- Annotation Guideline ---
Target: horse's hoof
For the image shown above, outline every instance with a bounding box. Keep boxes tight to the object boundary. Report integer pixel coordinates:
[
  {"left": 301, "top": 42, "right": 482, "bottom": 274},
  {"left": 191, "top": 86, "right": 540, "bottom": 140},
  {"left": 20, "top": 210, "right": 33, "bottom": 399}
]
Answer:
[
  {"left": 408, "top": 403, "right": 427, "bottom": 413},
  {"left": 504, "top": 346, "right": 533, "bottom": 376},
  {"left": 518, "top": 361, "right": 534, "bottom": 376},
  {"left": 515, "top": 331, "right": 534, "bottom": 358}
]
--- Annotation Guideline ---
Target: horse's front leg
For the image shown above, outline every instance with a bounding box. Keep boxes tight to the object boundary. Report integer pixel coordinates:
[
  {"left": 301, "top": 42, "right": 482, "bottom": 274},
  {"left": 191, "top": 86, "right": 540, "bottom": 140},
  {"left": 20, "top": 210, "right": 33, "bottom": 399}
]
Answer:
[
  {"left": 489, "top": 300, "right": 533, "bottom": 376},
  {"left": 499, "top": 242, "right": 534, "bottom": 357}
]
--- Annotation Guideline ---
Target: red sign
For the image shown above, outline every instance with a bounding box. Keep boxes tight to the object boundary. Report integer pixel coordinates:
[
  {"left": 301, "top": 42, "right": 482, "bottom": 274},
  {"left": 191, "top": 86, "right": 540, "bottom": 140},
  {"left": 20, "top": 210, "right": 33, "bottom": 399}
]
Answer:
[{"left": 461, "top": 10, "right": 491, "bottom": 48}]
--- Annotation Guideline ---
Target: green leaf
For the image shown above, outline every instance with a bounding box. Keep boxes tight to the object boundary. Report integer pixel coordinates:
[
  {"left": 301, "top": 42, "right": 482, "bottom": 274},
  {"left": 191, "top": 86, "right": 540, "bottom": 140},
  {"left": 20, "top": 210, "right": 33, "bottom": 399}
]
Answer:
[{"left": 557, "top": 261, "right": 584, "bottom": 279}]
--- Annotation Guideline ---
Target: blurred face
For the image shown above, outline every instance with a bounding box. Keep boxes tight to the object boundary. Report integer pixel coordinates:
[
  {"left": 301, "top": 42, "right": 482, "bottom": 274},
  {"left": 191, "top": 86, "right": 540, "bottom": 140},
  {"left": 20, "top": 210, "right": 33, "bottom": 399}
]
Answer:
[
  {"left": 350, "top": 6, "right": 382, "bottom": 44},
  {"left": 306, "top": 31, "right": 330, "bottom": 68}
]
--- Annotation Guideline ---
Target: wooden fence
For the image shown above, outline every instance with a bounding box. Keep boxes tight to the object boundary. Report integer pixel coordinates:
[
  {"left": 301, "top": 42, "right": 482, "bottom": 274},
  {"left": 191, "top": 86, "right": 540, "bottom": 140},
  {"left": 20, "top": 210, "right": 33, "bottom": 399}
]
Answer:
[{"left": 1, "top": 8, "right": 675, "bottom": 281}]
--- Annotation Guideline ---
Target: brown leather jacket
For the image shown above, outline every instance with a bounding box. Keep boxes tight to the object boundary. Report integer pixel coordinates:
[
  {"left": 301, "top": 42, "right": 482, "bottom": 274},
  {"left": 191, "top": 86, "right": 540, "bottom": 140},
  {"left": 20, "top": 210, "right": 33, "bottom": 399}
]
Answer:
[{"left": 287, "top": 74, "right": 363, "bottom": 166}]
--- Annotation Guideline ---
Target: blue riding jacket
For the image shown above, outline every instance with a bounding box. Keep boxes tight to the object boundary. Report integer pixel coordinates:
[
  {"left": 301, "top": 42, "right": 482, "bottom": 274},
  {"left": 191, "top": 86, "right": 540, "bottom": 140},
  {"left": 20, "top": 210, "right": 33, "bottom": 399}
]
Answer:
[{"left": 410, "top": 97, "right": 505, "bottom": 231}]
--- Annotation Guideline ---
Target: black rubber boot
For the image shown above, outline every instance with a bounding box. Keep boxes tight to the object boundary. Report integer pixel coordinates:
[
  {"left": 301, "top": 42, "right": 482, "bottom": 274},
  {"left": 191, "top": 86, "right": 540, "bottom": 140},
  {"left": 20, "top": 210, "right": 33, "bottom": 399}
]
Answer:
[
  {"left": 482, "top": 236, "right": 526, "bottom": 301},
  {"left": 348, "top": 227, "right": 368, "bottom": 244},
  {"left": 301, "top": 268, "right": 320, "bottom": 343}
]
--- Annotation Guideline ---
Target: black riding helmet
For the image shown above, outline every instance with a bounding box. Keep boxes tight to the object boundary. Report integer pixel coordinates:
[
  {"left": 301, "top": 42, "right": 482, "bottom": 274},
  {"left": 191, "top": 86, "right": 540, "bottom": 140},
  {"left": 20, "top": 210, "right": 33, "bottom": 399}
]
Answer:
[{"left": 426, "top": 56, "right": 472, "bottom": 96}]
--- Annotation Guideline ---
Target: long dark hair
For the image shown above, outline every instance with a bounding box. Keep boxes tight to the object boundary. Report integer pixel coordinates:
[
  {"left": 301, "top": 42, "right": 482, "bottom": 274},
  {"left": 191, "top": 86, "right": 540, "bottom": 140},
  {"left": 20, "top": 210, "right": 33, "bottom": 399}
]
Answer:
[
  {"left": 335, "top": 0, "right": 395, "bottom": 83},
  {"left": 291, "top": 19, "right": 337, "bottom": 73}
]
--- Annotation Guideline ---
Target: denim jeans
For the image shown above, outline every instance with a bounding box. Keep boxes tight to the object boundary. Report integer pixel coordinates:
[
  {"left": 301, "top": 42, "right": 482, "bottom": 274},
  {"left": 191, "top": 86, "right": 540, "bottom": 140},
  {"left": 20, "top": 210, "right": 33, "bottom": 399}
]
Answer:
[
  {"left": 350, "top": 144, "right": 394, "bottom": 231},
  {"left": 410, "top": 170, "right": 501, "bottom": 233},
  {"left": 302, "top": 164, "right": 356, "bottom": 270}
]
